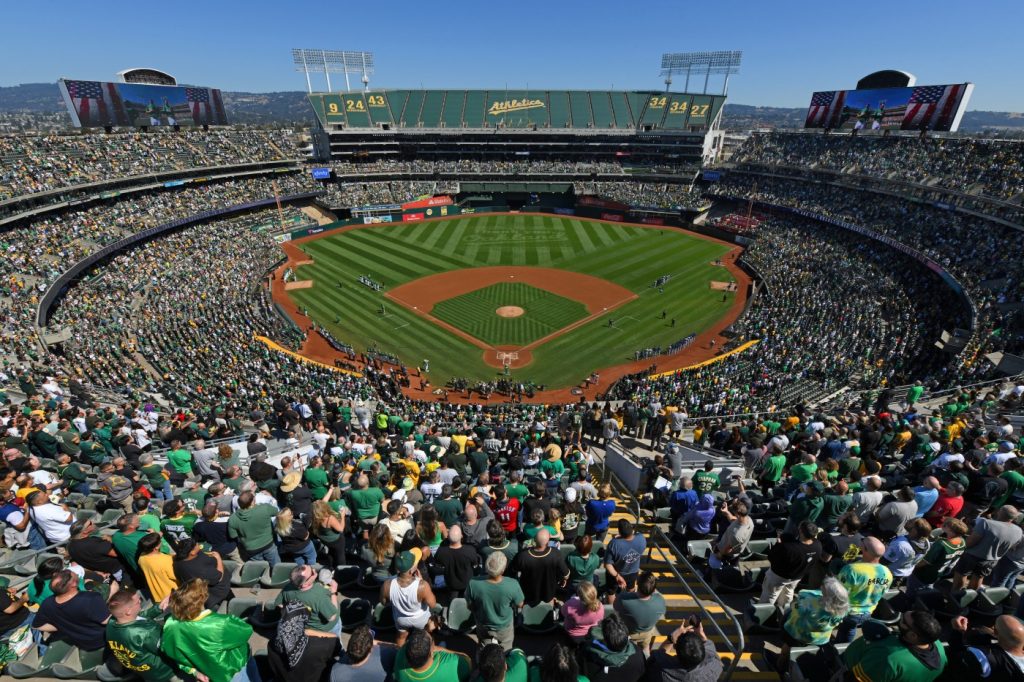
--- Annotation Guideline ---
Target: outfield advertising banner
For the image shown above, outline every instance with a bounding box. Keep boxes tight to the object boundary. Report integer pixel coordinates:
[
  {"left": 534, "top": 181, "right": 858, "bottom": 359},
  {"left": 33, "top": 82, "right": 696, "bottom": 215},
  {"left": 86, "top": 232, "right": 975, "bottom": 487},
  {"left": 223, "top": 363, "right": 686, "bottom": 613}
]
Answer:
[
  {"left": 600, "top": 213, "right": 624, "bottom": 222},
  {"left": 403, "top": 212, "right": 425, "bottom": 222},
  {"left": 59, "top": 79, "right": 228, "bottom": 128},
  {"left": 804, "top": 83, "right": 973, "bottom": 131},
  {"left": 401, "top": 196, "right": 453, "bottom": 210},
  {"left": 363, "top": 216, "right": 393, "bottom": 224}
]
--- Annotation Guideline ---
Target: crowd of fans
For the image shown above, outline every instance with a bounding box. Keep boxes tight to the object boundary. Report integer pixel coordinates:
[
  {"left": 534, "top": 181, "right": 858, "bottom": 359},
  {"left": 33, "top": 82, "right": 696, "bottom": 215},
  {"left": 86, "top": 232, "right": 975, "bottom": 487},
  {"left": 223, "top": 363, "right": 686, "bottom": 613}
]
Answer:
[
  {"left": 1, "top": 174, "right": 314, "bottom": 369},
  {"left": 608, "top": 211, "right": 959, "bottom": 416},
  {"left": 330, "top": 158, "right": 628, "bottom": 176},
  {"left": 733, "top": 132, "right": 1024, "bottom": 202},
  {"left": 573, "top": 181, "right": 706, "bottom": 210},
  {"left": 323, "top": 181, "right": 458, "bottom": 208},
  {"left": 0, "top": 130, "right": 302, "bottom": 202},
  {"left": 707, "top": 173, "right": 1024, "bottom": 384},
  {"left": 644, "top": 378, "right": 1024, "bottom": 682}
]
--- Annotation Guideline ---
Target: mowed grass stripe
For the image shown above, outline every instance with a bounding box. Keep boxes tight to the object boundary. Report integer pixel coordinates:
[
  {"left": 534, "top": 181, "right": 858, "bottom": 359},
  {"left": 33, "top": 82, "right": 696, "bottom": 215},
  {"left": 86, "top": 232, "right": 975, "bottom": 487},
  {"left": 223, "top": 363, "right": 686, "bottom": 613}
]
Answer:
[{"left": 289, "top": 215, "right": 736, "bottom": 385}]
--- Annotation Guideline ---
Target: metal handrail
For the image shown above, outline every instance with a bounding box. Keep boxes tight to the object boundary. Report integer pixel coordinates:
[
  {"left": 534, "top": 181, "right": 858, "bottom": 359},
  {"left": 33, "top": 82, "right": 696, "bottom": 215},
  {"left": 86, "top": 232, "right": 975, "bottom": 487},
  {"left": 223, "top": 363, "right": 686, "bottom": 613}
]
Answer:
[
  {"left": 650, "top": 527, "right": 745, "bottom": 682},
  {"left": 596, "top": 441, "right": 745, "bottom": 681}
]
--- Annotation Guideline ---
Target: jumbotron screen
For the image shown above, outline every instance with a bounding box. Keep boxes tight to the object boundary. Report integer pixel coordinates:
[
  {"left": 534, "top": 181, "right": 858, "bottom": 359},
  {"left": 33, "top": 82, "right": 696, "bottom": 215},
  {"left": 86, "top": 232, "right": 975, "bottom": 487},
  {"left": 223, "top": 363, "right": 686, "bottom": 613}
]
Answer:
[
  {"left": 804, "top": 83, "right": 973, "bottom": 132},
  {"left": 58, "top": 79, "right": 228, "bottom": 128}
]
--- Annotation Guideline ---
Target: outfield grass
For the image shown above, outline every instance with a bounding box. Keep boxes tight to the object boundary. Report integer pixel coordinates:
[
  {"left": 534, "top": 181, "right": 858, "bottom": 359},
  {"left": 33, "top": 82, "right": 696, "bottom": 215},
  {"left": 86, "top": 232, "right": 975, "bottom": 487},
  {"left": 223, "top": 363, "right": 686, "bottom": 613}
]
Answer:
[
  {"left": 431, "top": 282, "right": 589, "bottom": 347},
  {"left": 287, "top": 214, "right": 735, "bottom": 387}
]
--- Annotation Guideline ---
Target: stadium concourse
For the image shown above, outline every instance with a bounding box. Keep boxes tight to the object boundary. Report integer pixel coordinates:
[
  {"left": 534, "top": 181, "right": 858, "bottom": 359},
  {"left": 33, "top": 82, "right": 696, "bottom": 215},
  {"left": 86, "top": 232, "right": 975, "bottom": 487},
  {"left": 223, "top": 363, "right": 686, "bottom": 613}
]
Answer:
[{"left": 0, "top": 124, "right": 1024, "bottom": 682}]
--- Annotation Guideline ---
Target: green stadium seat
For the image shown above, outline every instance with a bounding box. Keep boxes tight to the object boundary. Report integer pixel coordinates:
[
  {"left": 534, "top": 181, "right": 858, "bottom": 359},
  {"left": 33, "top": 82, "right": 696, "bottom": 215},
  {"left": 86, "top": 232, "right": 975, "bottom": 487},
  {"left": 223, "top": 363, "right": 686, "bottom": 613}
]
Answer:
[
  {"left": 230, "top": 560, "right": 268, "bottom": 588},
  {"left": 226, "top": 596, "right": 261, "bottom": 620},
  {"left": 99, "top": 508, "right": 123, "bottom": 524},
  {"left": 261, "top": 562, "right": 298, "bottom": 589},
  {"left": 7, "top": 639, "right": 73, "bottom": 679},
  {"left": 970, "top": 587, "right": 1012, "bottom": 623},
  {"left": 372, "top": 602, "right": 396, "bottom": 633},
  {"left": 743, "top": 600, "right": 782, "bottom": 633},
  {"left": 335, "top": 565, "right": 362, "bottom": 590},
  {"left": 340, "top": 598, "right": 373, "bottom": 633},
  {"left": 74, "top": 509, "right": 99, "bottom": 524},
  {"left": 15, "top": 552, "right": 63, "bottom": 577},
  {"left": 519, "top": 602, "right": 558, "bottom": 635},
  {"left": 51, "top": 645, "right": 106, "bottom": 679},
  {"left": 445, "top": 597, "right": 475, "bottom": 633},
  {"left": 95, "top": 662, "right": 137, "bottom": 682}
]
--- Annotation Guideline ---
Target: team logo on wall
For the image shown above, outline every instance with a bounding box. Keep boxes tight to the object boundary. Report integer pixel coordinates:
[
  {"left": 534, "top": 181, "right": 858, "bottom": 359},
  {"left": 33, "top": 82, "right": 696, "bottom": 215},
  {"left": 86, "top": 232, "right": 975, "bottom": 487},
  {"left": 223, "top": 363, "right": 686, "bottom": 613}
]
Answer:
[{"left": 488, "top": 98, "right": 545, "bottom": 115}]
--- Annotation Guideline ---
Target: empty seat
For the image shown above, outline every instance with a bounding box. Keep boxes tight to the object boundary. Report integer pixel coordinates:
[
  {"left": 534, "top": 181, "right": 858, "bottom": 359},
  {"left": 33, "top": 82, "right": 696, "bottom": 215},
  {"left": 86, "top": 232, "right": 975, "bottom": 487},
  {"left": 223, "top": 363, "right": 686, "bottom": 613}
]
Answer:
[
  {"left": 7, "top": 640, "right": 73, "bottom": 679},
  {"left": 261, "top": 562, "right": 298, "bottom": 589},
  {"left": 51, "top": 646, "right": 106, "bottom": 679},
  {"left": 226, "top": 596, "right": 261, "bottom": 620},
  {"left": 744, "top": 600, "right": 782, "bottom": 633},
  {"left": 446, "top": 597, "right": 475, "bottom": 633},
  {"left": 230, "top": 560, "right": 268, "bottom": 588},
  {"left": 519, "top": 602, "right": 558, "bottom": 635},
  {"left": 372, "top": 603, "right": 396, "bottom": 633},
  {"left": 340, "top": 598, "right": 373, "bottom": 633}
]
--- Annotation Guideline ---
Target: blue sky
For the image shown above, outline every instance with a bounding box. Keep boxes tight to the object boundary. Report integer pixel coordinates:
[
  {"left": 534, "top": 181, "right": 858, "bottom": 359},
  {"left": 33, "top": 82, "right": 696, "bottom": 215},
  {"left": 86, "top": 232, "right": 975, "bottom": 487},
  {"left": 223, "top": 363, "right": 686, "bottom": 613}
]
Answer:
[{"left": 2, "top": 0, "right": 1022, "bottom": 111}]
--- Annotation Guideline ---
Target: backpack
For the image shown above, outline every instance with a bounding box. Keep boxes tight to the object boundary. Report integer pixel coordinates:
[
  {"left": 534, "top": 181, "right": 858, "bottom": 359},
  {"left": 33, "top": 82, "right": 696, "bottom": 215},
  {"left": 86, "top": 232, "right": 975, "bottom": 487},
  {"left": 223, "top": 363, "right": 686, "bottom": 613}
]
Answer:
[{"left": 272, "top": 601, "right": 310, "bottom": 668}]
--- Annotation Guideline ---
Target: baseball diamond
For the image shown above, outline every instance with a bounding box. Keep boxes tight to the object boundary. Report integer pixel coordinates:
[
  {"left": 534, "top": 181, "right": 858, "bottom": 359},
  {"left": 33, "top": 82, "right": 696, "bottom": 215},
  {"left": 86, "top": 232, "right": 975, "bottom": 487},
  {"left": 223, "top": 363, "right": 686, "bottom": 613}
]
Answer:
[{"left": 281, "top": 213, "right": 742, "bottom": 388}]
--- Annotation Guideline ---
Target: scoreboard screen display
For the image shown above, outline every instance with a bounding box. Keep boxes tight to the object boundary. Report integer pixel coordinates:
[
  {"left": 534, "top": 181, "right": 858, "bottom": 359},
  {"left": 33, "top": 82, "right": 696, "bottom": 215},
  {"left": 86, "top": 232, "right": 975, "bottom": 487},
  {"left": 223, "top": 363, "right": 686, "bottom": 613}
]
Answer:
[
  {"left": 804, "top": 83, "right": 972, "bottom": 132},
  {"left": 58, "top": 79, "right": 228, "bottom": 128}
]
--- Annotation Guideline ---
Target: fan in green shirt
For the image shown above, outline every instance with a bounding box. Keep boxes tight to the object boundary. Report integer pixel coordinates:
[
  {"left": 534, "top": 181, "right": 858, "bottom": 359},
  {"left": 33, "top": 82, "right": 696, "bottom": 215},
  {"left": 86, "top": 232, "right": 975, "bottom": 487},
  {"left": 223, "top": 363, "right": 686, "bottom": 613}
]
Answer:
[
  {"left": 393, "top": 629, "right": 471, "bottom": 682},
  {"left": 303, "top": 465, "right": 331, "bottom": 500},
  {"left": 107, "top": 589, "right": 179, "bottom": 682},
  {"left": 346, "top": 484, "right": 386, "bottom": 521},
  {"left": 464, "top": 574, "right": 525, "bottom": 630},
  {"left": 842, "top": 617, "right": 946, "bottom": 682},
  {"left": 227, "top": 499, "right": 276, "bottom": 554},
  {"left": 693, "top": 465, "right": 720, "bottom": 494},
  {"left": 165, "top": 448, "right": 193, "bottom": 475},
  {"left": 758, "top": 453, "right": 787, "bottom": 483},
  {"left": 470, "top": 648, "right": 528, "bottom": 682}
]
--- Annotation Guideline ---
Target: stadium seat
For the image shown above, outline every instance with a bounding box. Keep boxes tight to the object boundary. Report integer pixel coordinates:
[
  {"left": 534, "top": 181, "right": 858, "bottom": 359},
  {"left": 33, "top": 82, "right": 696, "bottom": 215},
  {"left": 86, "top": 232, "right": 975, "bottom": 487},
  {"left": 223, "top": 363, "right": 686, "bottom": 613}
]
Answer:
[
  {"left": 220, "top": 559, "right": 240, "bottom": 584},
  {"left": 230, "top": 560, "right": 269, "bottom": 588},
  {"left": 226, "top": 596, "right": 262, "bottom": 620},
  {"left": 744, "top": 538, "right": 776, "bottom": 560},
  {"left": 99, "top": 509, "right": 123, "bottom": 525},
  {"left": 519, "top": 602, "right": 558, "bottom": 635},
  {"left": 372, "top": 603, "right": 396, "bottom": 633},
  {"left": 261, "top": 562, "right": 298, "bottom": 589},
  {"left": 74, "top": 509, "right": 99, "bottom": 524},
  {"left": 7, "top": 640, "right": 73, "bottom": 679},
  {"left": 51, "top": 646, "right": 106, "bottom": 679},
  {"left": 16, "top": 552, "right": 63, "bottom": 577},
  {"left": 335, "top": 565, "right": 362, "bottom": 590},
  {"left": 914, "top": 587, "right": 977, "bottom": 619},
  {"left": 95, "top": 662, "right": 136, "bottom": 682},
  {"left": 340, "top": 598, "right": 373, "bottom": 633},
  {"left": 445, "top": 598, "right": 475, "bottom": 633},
  {"left": 969, "top": 587, "right": 1012, "bottom": 624},
  {"left": 743, "top": 600, "right": 782, "bottom": 633}
]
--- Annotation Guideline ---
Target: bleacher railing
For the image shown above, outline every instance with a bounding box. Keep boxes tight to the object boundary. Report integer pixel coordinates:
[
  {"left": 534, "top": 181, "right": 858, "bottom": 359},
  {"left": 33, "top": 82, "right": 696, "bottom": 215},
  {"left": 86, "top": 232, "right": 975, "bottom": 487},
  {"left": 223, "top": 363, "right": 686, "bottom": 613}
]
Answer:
[{"left": 596, "top": 438, "right": 745, "bottom": 681}]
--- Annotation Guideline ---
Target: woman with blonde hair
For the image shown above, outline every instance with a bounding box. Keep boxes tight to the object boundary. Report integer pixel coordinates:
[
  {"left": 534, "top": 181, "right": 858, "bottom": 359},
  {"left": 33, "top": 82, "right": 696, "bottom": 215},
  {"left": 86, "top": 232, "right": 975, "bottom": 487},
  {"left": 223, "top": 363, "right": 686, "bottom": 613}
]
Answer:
[
  {"left": 560, "top": 580, "right": 605, "bottom": 641},
  {"left": 310, "top": 499, "right": 346, "bottom": 568},
  {"left": 274, "top": 507, "right": 317, "bottom": 566},
  {"left": 161, "top": 579, "right": 258, "bottom": 682}
]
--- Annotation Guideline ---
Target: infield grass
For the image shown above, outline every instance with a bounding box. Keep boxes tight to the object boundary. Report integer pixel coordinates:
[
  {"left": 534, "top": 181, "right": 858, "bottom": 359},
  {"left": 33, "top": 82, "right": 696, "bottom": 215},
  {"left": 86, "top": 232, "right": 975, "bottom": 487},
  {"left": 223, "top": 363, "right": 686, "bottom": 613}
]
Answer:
[
  {"left": 432, "top": 282, "right": 589, "bottom": 347},
  {"left": 287, "top": 214, "right": 735, "bottom": 388}
]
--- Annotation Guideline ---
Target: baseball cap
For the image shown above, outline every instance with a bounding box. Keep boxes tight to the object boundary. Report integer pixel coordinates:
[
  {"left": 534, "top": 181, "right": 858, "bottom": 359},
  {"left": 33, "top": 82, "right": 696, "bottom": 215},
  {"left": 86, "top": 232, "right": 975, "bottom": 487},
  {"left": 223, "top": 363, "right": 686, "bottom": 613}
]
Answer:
[{"left": 395, "top": 548, "right": 422, "bottom": 573}]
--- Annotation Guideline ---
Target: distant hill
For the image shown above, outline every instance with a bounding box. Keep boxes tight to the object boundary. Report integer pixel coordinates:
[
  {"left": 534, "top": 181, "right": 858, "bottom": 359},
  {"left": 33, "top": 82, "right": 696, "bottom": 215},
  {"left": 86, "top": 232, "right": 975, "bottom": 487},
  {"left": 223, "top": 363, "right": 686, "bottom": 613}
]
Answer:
[{"left": 1, "top": 83, "right": 1021, "bottom": 132}]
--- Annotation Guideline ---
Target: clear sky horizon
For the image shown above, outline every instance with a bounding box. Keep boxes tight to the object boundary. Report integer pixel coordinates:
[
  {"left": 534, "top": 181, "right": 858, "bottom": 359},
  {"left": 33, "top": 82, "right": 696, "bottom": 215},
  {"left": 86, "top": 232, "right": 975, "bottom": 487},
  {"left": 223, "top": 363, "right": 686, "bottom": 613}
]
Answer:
[{"left": 2, "top": 0, "right": 1022, "bottom": 112}]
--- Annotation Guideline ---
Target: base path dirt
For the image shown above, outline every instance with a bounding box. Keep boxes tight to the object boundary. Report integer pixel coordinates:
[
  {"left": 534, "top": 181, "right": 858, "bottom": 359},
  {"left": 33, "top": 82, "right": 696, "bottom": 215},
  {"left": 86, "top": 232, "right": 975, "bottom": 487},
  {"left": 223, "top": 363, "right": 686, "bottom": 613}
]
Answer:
[
  {"left": 269, "top": 212, "right": 752, "bottom": 404},
  {"left": 385, "top": 266, "right": 637, "bottom": 368}
]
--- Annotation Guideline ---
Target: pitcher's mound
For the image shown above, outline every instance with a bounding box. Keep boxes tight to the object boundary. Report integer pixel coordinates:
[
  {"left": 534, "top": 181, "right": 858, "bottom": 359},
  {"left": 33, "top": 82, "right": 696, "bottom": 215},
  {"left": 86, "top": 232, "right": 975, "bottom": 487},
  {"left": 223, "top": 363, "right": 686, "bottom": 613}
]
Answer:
[{"left": 496, "top": 306, "right": 525, "bottom": 318}]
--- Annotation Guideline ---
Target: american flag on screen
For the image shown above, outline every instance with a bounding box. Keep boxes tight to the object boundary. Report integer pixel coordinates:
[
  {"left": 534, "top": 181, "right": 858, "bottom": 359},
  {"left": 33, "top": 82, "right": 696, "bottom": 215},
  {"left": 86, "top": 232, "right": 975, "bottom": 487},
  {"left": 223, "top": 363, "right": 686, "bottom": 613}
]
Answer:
[
  {"left": 67, "top": 80, "right": 120, "bottom": 127},
  {"left": 186, "top": 87, "right": 212, "bottom": 124},
  {"left": 806, "top": 91, "right": 845, "bottom": 128},
  {"left": 903, "top": 84, "right": 964, "bottom": 130}
]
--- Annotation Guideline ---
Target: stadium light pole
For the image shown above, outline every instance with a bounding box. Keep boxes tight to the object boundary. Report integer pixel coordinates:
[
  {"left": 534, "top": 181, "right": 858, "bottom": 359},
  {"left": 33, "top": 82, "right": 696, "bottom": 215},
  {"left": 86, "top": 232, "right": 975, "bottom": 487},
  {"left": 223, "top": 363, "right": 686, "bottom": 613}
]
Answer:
[
  {"left": 660, "top": 51, "right": 742, "bottom": 95},
  {"left": 292, "top": 49, "right": 375, "bottom": 93}
]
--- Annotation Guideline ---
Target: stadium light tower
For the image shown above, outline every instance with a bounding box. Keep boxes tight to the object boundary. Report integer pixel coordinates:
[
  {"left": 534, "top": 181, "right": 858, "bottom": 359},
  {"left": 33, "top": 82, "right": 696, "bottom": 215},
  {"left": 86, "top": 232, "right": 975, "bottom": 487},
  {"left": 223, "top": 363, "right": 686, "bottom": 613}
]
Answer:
[
  {"left": 660, "top": 51, "right": 742, "bottom": 95},
  {"left": 292, "top": 49, "right": 375, "bottom": 93}
]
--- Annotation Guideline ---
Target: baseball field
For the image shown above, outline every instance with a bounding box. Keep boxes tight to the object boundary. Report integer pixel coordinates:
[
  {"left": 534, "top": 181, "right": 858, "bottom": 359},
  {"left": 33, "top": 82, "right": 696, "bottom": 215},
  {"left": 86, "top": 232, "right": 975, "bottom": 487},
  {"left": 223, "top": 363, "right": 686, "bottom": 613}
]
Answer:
[{"left": 285, "top": 214, "right": 737, "bottom": 388}]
